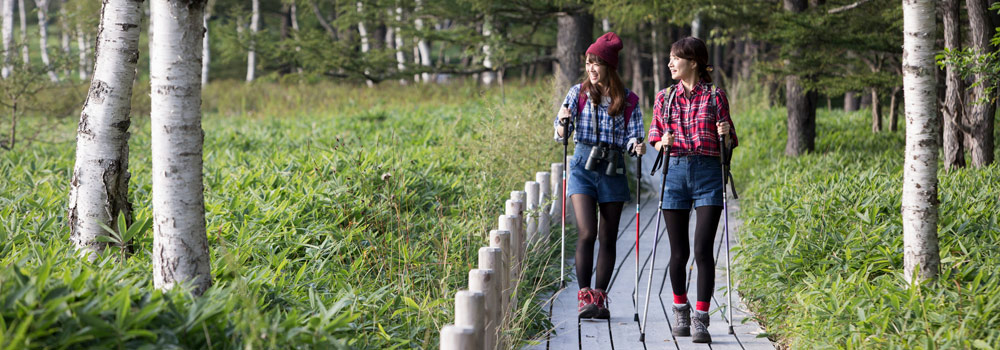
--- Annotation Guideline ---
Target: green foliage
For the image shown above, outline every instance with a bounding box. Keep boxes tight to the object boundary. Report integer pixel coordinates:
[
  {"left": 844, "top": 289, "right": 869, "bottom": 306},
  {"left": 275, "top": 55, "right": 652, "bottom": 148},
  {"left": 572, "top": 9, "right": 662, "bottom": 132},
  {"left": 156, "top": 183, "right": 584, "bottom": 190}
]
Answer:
[
  {"left": 938, "top": 2, "right": 1000, "bottom": 105},
  {"left": 0, "top": 80, "right": 561, "bottom": 349},
  {"left": 730, "top": 95, "right": 1000, "bottom": 348}
]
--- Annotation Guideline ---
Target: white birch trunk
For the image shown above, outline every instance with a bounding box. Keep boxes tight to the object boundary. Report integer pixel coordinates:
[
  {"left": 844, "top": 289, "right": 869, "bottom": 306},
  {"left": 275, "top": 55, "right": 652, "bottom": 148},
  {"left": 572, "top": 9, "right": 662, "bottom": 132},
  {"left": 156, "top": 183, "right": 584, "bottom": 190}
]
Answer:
[
  {"left": 59, "top": 0, "right": 69, "bottom": 78},
  {"left": 68, "top": 0, "right": 143, "bottom": 260},
  {"left": 291, "top": 2, "right": 301, "bottom": 74},
  {"left": 34, "top": 0, "right": 58, "bottom": 81},
  {"left": 246, "top": 0, "right": 258, "bottom": 82},
  {"left": 602, "top": 18, "right": 610, "bottom": 32},
  {"left": 414, "top": 0, "right": 430, "bottom": 83},
  {"left": 150, "top": 0, "right": 212, "bottom": 296},
  {"left": 481, "top": 15, "right": 494, "bottom": 85},
  {"left": 2, "top": 0, "right": 14, "bottom": 78},
  {"left": 394, "top": 7, "right": 405, "bottom": 85},
  {"left": 901, "top": 0, "right": 940, "bottom": 283},
  {"left": 201, "top": 10, "right": 209, "bottom": 86},
  {"left": 76, "top": 23, "right": 88, "bottom": 80},
  {"left": 357, "top": 1, "right": 373, "bottom": 86},
  {"left": 17, "top": 0, "right": 26, "bottom": 65}
]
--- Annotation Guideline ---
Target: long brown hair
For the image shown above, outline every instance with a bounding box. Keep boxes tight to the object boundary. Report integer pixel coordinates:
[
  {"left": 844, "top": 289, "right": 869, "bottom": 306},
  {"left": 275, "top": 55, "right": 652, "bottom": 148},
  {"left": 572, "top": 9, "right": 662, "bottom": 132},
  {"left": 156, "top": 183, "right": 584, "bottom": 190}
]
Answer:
[
  {"left": 670, "top": 37, "right": 712, "bottom": 83},
  {"left": 580, "top": 53, "right": 626, "bottom": 117}
]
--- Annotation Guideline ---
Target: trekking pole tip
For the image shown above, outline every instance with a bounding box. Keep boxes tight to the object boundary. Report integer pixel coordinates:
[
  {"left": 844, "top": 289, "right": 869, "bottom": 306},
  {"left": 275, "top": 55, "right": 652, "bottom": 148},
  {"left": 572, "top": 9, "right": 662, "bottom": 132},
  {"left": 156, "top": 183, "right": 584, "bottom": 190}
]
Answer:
[
  {"left": 728, "top": 326, "right": 734, "bottom": 334},
  {"left": 639, "top": 333, "right": 645, "bottom": 342},
  {"left": 633, "top": 313, "right": 639, "bottom": 322}
]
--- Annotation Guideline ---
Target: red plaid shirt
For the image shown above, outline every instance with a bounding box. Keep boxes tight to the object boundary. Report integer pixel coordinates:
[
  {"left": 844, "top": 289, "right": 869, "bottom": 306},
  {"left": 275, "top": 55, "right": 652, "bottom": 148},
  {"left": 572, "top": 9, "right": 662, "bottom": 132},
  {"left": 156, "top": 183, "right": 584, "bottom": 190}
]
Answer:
[{"left": 648, "top": 81, "right": 738, "bottom": 157}]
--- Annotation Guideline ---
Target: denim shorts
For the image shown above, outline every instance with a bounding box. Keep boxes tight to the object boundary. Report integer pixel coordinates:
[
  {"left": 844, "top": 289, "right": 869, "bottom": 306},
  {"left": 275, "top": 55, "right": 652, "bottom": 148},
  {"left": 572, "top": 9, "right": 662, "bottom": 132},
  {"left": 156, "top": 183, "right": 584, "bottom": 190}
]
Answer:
[
  {"left": 660, "top": 155, "right": 724, "bottom": 209},
  {"left": 567, "top": 143, "right": 631, "bottom": 203}
]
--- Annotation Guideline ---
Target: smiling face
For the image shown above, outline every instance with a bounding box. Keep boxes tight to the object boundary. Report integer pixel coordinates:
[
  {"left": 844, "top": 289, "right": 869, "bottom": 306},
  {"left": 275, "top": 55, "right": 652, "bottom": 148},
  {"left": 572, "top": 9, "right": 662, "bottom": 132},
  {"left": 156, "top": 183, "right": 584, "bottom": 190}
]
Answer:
[
  {"left": 586, "top": 55, "right": 608, "bottom": 86},
  {"left": 668, "top": 51, "right": 698, "bottom": 81}
]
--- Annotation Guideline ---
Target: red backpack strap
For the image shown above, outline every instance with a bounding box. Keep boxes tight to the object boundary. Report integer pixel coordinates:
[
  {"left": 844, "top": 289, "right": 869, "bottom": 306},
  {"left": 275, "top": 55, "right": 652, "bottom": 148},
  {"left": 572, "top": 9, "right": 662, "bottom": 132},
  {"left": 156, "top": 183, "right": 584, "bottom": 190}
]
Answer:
[{"left": 624, "top": 92, "right": 639, "bottom": 126}]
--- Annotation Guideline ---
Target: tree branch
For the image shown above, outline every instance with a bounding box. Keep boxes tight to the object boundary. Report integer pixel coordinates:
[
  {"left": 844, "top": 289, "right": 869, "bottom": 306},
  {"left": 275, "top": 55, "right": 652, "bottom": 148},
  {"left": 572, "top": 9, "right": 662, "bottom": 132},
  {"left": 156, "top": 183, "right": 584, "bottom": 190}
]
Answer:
[{"left": 828, "top": 0, "right": 874, "bottom": 14}]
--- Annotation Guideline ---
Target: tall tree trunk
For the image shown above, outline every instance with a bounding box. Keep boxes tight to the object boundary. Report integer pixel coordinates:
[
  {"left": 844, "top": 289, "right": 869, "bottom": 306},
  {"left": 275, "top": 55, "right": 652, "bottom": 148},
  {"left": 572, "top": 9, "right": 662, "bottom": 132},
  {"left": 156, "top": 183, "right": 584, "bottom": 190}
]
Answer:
[
  {"left": 889, "top": 86, "right": 901, "bottom": 131},
  {"left": 942, "top": 0, "right": 965, "bottom": 169},
  {"left": 691, "top": 11, "right": 702, "bottom": 39},
  {"left": 602, "top": 18, "right": 610, "bottom": 32},
  {"left": 357, "top": 1, "right": 373, "bottom": 86},
  {"left": 554, "top": 11, "right": 592, "bottom": 101},
  {"left": 68, "top": 0, "right": 143, "bottom": 260},
  {"left": 966, "top": 0, "right": 996, "bottom": 166},
  {"left": 413, "top": 0, "right": 431, "bottom": 83},
  {"left": 844, "top": 91, "right": 859, "bottom": 111},
  {"left": 150, "top": 0, "right": 212, "bottom": 296},
  {"left": 201, "top": 7, "right": 209, "bottom": 86},
  {"left": 651, "top": 22, "right": 662, "bottom": 93},
  {"left": 34, "top": 0, "right": 58, "bottom": 81},
  {"left": 2, "top": 0, "right": 13, "bottom": 78},
  {"left": 870, "top": 87, "right": 882, "bottom": 132},
  {"left": 17, "top": 0, "right": 26, "bottom": 65},
  {"left": 481, "top": 15, "right": 495, "bottom": 85},
  {"left": 76, "top": 23, "right": 88, "bottom": 80},
  {"left": 59, "top": 0, "right": 69, "bottom": 78},
  {"left": 629, "top": 36, "right": 646, "bottom": 108},
  {"left": 308, "top": 0, "right": 336, "bottom": 40},
  {"left": 394, "top": 7, "right": 405, "bottom": 85},
  {"left": 901, "top": 0, "right": 940, "bottom": 283},
  {"left": 246, "top": 0, "right": 258, "bottom": 82},
  {"left": 784, "top": 0, "right": 816, "bottom": 156}
]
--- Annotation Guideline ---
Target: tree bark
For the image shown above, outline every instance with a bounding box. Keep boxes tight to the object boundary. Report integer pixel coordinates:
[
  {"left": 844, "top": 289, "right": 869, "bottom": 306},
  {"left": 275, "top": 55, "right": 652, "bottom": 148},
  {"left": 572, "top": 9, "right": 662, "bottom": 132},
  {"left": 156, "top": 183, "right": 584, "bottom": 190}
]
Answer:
[
  {"left": 652, "top": 22, "right": 662, "bottom": 93},
  {"left": 394, "top": 7, "right": 405, "bottom": 85},
  {"left": 246, "top": 0, "right": 258, "bottom": 82},
  {"left": 481, "top": 15, "right": 495, "bottom": 85},
  {"left": 2, "top": 0, "right": 13, "bottom": 78},
  {"left": 35, "top": 0, "right": 58, "bottom": 81},
  {"left": 844, "top": 91, "right": 859, "bottom": 111},
  {"left": 784, "top": 0, "right": 816, "bottom": 156},
  {"left": 888, "top": 85, "right": 901, "bottom": 131},
  {"left": 901, "top": 0, "right": 940, "bottom": 283},
  {"left": 59, "top": 0, "right": 69, "bottom": 78},
  {"left": 68, "top": 0, "right": 143, "bottom": 260},
  {"left": 629, "top": 35, "right": 646, "bottom": 108},
  {"left": 414, "top": 0, "right": 432, "bottom": 83},
  {"left": 201, "top": 5, "right": 210, "bottom": 86},
  {"left": 870, "top": 87, "right": 882, "bottom": 132},
  {"left": 554, "top": 11, "right": 592, "bottom": 101},
  {"left": 942, "top": 0, "right": 965, "bottom": 169},
  {"left": 150, "top": 0, "right": 212, "bottom": 296},
  {"left": 965, "top": 0, "right": 996, "bottom": 166},
  {"left": 357, "top": 1, "right": 373, "bottom": 86},
  {"left": 17, "top": 0, "right": 27, "bottom": 65}
]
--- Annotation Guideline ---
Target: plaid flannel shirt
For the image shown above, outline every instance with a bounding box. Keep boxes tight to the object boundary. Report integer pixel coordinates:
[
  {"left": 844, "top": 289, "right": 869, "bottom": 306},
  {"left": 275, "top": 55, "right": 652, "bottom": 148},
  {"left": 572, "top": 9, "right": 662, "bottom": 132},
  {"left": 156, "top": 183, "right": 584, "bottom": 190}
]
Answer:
[
  {"left": 553, "top": 84, "right": 644, "bottom": 150},
  {"left": 648, "top": 81, "right": 739, "bottom": 157}
]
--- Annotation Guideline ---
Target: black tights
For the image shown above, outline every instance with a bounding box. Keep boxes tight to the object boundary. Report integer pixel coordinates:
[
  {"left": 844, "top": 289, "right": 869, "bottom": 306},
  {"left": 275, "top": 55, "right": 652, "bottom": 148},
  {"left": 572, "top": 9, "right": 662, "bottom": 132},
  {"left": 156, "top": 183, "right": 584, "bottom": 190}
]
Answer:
[
  {"left": 663, "top": 206, "right": 723, "bottom": 303},
  {"left": 572, "top": 194, "right": 623, "bottom": 291}
]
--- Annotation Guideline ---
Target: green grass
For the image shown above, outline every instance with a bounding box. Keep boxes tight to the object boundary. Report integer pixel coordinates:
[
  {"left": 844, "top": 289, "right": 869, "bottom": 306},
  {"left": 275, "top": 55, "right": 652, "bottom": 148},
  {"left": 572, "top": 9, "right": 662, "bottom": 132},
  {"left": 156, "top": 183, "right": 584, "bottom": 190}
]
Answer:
[
  {"left": 730, "top": 89, "right": 1000, "bottom": 349},
  {"left": 0, "top": 79, "right": 566, "bottom": 349}
]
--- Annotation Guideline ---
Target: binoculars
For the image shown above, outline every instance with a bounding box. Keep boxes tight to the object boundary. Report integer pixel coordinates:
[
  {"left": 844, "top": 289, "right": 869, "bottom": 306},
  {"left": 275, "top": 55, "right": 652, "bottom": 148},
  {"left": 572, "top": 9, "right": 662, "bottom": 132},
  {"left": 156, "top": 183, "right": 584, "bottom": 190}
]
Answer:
[{"left": 585, "top": 143, "right": 625, "bottom": 176}]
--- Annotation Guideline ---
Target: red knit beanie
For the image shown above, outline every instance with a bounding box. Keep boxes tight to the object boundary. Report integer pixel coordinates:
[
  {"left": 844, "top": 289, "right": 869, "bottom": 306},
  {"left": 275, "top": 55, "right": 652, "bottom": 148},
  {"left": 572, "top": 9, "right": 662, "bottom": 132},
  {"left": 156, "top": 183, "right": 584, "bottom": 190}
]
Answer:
[{"left": 586, "top": 32, "right": 623, "bottom": 68}]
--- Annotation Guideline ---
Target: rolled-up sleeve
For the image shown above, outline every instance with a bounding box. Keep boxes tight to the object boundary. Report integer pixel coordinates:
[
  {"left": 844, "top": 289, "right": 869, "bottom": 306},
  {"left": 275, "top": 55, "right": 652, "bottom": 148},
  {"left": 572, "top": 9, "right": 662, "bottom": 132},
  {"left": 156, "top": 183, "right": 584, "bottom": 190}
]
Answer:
[
  {"left": 648, "top": 89, "right": 668, "bottom": 147},
  {"left": 554, "top": 84, "right": 580, "bottom": 142}
]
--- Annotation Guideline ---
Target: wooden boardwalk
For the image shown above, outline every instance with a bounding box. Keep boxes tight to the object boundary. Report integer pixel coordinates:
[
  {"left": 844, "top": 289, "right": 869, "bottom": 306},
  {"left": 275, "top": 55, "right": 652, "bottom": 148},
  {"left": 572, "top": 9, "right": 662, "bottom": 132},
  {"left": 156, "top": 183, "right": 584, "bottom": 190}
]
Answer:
[{"left": 525, "top": 150, "right": 775, "bottom": 350}]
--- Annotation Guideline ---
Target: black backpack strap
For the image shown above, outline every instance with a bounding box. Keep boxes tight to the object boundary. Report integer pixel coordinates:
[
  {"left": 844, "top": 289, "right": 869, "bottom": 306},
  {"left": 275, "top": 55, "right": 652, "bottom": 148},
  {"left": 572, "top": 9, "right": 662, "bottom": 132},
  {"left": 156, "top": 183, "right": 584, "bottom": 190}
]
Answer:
[
  {"left": 650, "top": 86, "right": 677, "bottom": 176},
  {"left": 709, "top": 84, "right": 739, "bottom": 199}
]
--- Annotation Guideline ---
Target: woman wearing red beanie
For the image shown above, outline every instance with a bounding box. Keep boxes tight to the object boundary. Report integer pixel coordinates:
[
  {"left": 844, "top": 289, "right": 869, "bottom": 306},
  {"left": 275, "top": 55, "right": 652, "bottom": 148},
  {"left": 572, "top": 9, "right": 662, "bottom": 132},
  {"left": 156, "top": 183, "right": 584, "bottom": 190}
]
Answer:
[
  {"left": 647, "top": 36, "right": 739, "bottom": 343},
  {"left": 553, "top": 32, "right": 645, "bottom": 320}
]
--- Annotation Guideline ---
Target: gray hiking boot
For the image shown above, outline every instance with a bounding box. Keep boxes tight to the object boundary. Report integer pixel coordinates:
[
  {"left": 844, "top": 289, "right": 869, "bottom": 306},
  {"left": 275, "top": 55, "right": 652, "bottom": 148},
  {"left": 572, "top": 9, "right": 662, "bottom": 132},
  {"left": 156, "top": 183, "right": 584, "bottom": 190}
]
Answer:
[
  {"left": 671, "top": 303, "right": 691, "bottom": 336},
  {"left": 692, "top": 311, "right": 712, "bottom": 343}
]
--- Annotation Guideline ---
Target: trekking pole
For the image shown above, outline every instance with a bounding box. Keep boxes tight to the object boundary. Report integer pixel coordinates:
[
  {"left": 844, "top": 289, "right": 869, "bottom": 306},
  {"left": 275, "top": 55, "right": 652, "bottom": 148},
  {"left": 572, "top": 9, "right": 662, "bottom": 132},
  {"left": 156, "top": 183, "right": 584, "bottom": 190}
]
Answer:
[
  {"left": 559, "top": 117, "right": 571, "bottom": 289},
  {"left": 633, "top": 146, "right": 642, "bottom": 323},
  {"left": 719, "top": 133, "right": 734, "bottom": 335},
  {"left": 639, "top": 132, "right": 671, "bottom": 342}
]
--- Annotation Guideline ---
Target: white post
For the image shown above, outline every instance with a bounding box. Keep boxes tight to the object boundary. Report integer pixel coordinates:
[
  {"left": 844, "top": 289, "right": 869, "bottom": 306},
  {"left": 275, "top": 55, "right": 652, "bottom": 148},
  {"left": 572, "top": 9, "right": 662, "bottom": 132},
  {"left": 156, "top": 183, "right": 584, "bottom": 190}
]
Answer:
[
  {"left": 535, "top": 174, "right": 552, "bottom": 246},
  {"left": 440, "top": 325, "right": 476, "bottom": 350},
  {"left": 455, "top": 290, "right": 485, "bottom": 350},
  {"left": 506, "top": 195, "right": 525, "bottom": 272},
  {"left": 550, "top": 163, "right": 564, "bottom": 218},
  {"left": 524, "top": 181, "right": 540, "bottom": 247},
  {"left": 498, "top": 214, "right": 519, "bottom": 280},
  {"left": 469, "top": 268, "right": 498, "bottom": 350}
]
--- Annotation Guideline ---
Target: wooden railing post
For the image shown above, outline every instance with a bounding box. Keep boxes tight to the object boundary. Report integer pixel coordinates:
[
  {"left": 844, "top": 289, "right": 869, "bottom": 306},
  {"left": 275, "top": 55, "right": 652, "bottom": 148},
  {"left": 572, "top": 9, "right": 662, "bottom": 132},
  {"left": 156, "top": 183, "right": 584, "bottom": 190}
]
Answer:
[
  {"left": 455, "top": 290, "right": 485, "bottom": 350},
  {"left": 535, "top": 172, "right": 552, "bottom": 244},
  {"left": 469, "top": 268, "right": 498, "bottom": 350},
  {"left": 550, "top": 163, "right": 564, "bottom": 218},
  {"left": 524, "top": 181, "right": 540, "bottom": 246},
  {"left": 440, "top": 325, "right": 476, "bottom": 350}
]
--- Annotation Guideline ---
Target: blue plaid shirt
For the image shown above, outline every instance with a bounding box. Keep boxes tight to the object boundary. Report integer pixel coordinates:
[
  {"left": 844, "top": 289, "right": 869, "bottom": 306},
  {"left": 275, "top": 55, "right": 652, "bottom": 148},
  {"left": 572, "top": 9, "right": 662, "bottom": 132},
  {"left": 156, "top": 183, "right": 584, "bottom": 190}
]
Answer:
[{"left": 553, "top": 84, "right": 644, "bottom": 150}]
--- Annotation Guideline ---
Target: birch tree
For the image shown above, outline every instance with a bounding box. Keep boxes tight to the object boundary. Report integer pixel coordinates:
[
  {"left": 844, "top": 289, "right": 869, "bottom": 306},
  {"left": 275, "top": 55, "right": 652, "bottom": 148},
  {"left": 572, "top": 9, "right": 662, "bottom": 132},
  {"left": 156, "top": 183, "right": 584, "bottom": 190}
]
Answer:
[
  {"left": 481, "top": 14, "right": 495, "bottom": 85},
  {"left": 394, "top": 6, "right": 405, "bottom": 85},
  {"left": 77, "top": 21, "right": 88, "bottom": 80},
  {"left": 201, "top": 0, "right": 213, "bottom": 86},
  {"left": 59, "top": 0, "right": 69, "bottom": 78},
  {"left": 246, "top": 0, "right": 258, "bottom": 82},
  {"left": 34, "top": 0, "right": 58, "bottom": 81},
  {"left": 357, "top": 1, "right": 372, "bottom": 86},
  {"left": 17, "top": 0, "right": 27, "bottom": 65},
  {"left": 68, "top": 0, "right": 144, "bottom": 260},
  {"left": 150, "top": 0, "right": 212, "bottom": 296},
  {"left": 2, "top": 0, "right": 13, "bottom": 78},
  {"left": 413, "top": 0, "right": 431, "bottom": 83},
  {"left": 901, "top": 0, "right": 939, "bottom": 283},
  {"left": 941, "top": 0, "right": 965, "bottom": 170}
]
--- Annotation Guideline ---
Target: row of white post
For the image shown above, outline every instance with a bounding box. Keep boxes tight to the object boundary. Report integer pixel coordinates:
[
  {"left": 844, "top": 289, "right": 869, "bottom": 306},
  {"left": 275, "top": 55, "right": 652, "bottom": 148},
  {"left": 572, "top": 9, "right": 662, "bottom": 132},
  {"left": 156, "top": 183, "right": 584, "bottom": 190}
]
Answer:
[{"left": 440, "top": 163, "right": 566, "bottom": 350}]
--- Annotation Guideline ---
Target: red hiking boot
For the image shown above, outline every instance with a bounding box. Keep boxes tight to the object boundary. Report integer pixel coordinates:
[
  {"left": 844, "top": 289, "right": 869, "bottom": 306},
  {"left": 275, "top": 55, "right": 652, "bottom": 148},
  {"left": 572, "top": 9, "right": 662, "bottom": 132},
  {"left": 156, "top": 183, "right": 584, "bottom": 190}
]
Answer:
[
  {"left": 592, "top": 289, "right": 610, "bottom": 319},
  {"left": 577, "top": 288, "right": 597, "bottom": 319}
]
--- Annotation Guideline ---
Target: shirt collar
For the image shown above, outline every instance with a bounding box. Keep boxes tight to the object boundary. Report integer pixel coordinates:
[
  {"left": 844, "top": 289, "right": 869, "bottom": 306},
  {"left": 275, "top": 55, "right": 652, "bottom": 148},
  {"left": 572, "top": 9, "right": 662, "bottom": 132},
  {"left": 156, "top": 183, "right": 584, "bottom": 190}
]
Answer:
[{"left": 674, "top": 80, "right": 709, "bottom": 97}]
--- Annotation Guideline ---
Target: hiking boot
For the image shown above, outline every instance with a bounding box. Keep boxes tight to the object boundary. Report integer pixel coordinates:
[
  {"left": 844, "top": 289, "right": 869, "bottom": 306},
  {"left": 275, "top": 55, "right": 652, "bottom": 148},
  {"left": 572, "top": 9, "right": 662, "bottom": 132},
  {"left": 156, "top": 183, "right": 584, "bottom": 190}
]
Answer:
[
  {"left": 577, "top": 288, "right": 597, "bottom": 319},
  {"left": 692, "top": 311, "right": 712, "bottom": 343},
  {"left": 671, "top": 303, "right": 691, "bottom": 336},
  {"left": 592, "top": 289, "right": 610, "bottom": 319}
]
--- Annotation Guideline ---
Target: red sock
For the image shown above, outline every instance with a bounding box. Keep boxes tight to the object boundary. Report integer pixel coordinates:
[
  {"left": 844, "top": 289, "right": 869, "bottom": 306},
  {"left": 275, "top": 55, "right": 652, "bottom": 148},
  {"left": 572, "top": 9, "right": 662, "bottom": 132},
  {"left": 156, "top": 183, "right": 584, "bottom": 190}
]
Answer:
[
  {"left": 673, "top": 294, "right": 687, "bottom": 304},
  {"left": 695, "top": 301, "right": 710, "bottom": 312}
]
